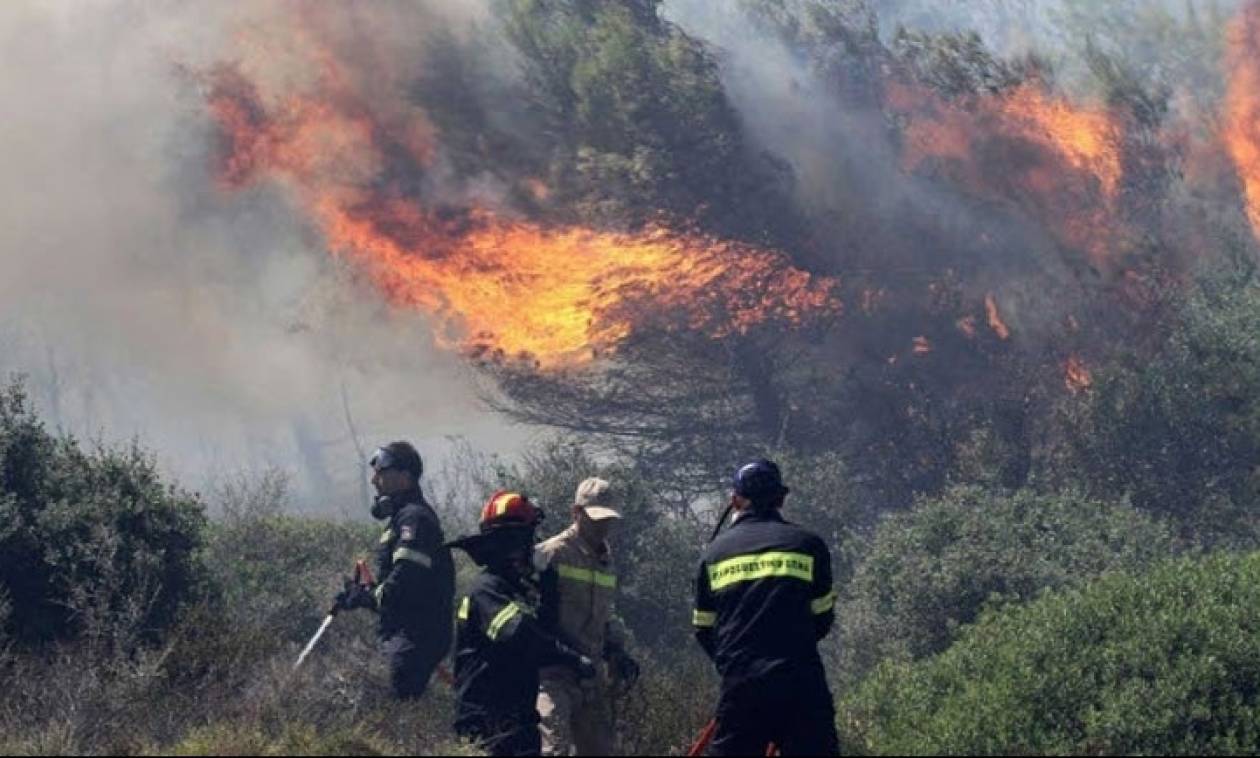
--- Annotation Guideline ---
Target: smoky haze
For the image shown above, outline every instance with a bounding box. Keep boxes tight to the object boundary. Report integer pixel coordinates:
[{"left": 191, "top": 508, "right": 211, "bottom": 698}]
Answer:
[
  {"left": 0, "top": 0, "right": 1244, "bottom": 512},
  {"left": 0, "top": 0, "right": 527, "bottom": 513}
]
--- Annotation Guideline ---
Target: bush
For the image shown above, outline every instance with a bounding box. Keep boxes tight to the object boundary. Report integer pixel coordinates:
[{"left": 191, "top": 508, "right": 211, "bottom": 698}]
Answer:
[
  {"left": 615, "top": 656, "right": 716, "bottom": 756},
  {"left": 0, "top": 380, "right": 207, "bottom": 649},
  {"left": 843, "top": 550, "right": 1260, "bottom": 755},
  {"left": 204, "top": 472, "right": 378, "bottom": 647},
  {"left": 839, "top": 485, "right": 1176, "bottom": 683}
]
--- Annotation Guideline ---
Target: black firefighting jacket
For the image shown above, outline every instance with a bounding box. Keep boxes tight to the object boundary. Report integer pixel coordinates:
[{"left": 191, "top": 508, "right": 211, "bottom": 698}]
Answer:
[
  {"left": 454, "top": 569, "right": 587, "bottom": 730},
  {"left": 692, "top": 509, "right": 836, "bottom": 686},
  {"left": 373, "top": 491, "right": 455, "bottom": 651}
]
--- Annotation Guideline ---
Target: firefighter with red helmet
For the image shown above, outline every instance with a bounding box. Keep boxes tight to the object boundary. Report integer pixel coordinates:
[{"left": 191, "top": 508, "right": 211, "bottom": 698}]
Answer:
[{"left": 448, "top": 491, "right": 597, "bottom": 757}]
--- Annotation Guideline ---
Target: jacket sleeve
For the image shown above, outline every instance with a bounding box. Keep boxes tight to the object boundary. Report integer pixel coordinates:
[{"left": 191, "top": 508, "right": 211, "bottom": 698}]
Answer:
[
  {"left": 537, "top": 558, "right": 562, "bottom": 636},
  {"left": 809, "top": 537, "right": 836, "bottom": 641},
  {"left": 479, "top": 587, "right": 587, "bottom": 671},
  {"left": 692, "top": 557, "right": 718, "bottom": 660},
  {"left": 373, "top": 506, "right": 437, "bottom": 611}
]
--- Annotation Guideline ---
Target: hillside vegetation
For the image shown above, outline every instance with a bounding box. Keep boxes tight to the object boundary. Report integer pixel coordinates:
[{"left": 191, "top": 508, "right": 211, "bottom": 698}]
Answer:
[{"left": 8, "top": 0, "right": 1260, "bottom": 754}]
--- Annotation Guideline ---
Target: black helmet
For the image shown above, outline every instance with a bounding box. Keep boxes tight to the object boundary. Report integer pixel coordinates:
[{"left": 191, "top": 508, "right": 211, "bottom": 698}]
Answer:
[
  {"left": 733, "top": 459, "right": 790, "bottom": 506},
  {"left": 369, "top": 441, "right": 423, "bottom": 479}
]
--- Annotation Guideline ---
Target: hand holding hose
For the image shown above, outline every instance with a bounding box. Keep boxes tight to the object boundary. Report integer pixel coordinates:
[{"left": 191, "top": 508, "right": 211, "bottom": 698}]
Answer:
[{"left": 331, "top": 560, "right": 377, "bottom": 613}]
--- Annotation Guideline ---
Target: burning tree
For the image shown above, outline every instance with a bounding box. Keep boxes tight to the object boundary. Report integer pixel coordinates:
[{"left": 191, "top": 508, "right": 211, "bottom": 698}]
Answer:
[{"left": 201, "top": 0, "right": 1260, "bottom": 521}]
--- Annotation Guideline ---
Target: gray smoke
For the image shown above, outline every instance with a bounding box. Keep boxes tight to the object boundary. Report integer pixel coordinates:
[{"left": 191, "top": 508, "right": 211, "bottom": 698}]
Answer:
[
  {"left": 0, "top": 0, "right": 528, "bottom": 514},
  {"left": 0, "top": 0, "right": 1240, "bottom": 513},
  {"left": 660, "top": 0, "right": 1085, "bottom": 335}
]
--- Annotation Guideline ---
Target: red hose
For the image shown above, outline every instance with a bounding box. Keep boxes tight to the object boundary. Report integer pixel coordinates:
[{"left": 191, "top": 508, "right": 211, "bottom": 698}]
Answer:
[{"left": 687, "top": 719, "right": 717, "bottom": 757}]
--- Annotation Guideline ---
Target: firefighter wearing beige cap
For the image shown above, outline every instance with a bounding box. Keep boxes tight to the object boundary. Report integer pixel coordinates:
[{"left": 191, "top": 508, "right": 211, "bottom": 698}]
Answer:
[{"left": 534, "top": 477, "right": 640, "bottom": 756}]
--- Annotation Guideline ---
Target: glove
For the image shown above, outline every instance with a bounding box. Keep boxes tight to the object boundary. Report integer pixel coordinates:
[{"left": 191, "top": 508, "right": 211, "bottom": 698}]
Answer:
[
  {"left": 610, "top": 650, "right": 640, "bottom": 686},
  {"left": 574, "top": 654, "right": 597, "bottom": 681},
  {"left": 333, "top": 578, "right": 377, "bottom": 613}
]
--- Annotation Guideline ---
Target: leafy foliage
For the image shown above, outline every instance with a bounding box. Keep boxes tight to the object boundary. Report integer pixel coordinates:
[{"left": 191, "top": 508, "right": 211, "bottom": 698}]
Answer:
[
  {"left": 499, "top": 0, "right": 799, "bottom": 243},
  {"left": 0, "top": 380, "right": 206, "bottom": 649},
  {"left": 844, "top": 550, "right": 1260, "bottom": 755},
  {"left": 838, "top": 485, "right": 1176, "bottom": 683}
]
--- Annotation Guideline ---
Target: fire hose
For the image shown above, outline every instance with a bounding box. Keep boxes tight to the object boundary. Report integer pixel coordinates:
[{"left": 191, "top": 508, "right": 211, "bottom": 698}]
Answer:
[
  {"left": 686, "top": 505, "right": 732, "bottom": 757},
  {"left": 687, "top": 719, "right": 780, "bottom": 757},
  {"left": 293, "top": 558, "right": 454, "bottom": 686}
]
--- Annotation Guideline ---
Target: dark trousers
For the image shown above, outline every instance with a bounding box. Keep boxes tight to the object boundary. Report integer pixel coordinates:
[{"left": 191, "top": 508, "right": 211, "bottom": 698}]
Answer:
[
  {"left": 456, "top": 714, "right": 541, "bottom": 757},
  {"left": 707, "top": 666, "right": 839, "bottom": 757},
  {"left": 381, "top": 632, "right": 444, "bottom": 701}
]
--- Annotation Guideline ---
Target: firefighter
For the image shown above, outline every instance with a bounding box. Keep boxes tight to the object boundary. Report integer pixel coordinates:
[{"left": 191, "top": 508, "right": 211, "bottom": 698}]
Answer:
[
  {"left": 692, "top": 459, "right": 840, "bottom": 756},
  {"left": 535, "top": 477, "right": 640, "bottom": 756},
  {"left": 334, "top": 441, "right": 456, "bottom": 700},
  {"left": 449, "top": 491, "right": 597, "bottom": 757}
]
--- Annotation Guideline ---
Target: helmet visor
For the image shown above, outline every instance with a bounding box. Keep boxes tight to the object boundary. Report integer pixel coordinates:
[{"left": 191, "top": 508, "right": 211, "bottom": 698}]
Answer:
[{"left": 368, "top": 447, "right": 396, "bottom": 473}]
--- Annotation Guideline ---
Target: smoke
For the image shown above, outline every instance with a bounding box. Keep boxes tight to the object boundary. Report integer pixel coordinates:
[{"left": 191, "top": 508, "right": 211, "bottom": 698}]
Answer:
[
  {"left": 1, "top": 0, "right": 1249, "bottom": 511},
  {"left": 659, "top": 0, "right": 1086, "bottom": 340},
  {"left": 0, "top": 0, "right": 528, "bottom": 512}
]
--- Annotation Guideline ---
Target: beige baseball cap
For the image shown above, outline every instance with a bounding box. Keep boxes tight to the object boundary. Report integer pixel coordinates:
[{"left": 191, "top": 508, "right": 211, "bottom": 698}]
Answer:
[{"left": 574, "top": 477, "right": 622, "bottom": 521}]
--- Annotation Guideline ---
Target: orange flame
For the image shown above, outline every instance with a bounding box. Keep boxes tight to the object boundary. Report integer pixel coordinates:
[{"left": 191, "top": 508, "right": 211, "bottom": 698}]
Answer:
[
  {"left": 891, "top": 81, "right": 1127, "bottom": 266},
  {"left": 320, "top": 202, "right": 838, "bottom": 364},
  {"left": 1225, "top": 1, "right": 1260, "bottom": 240},
  {"left": 205, "top": 45, "right": 839, "bottom": 368},
  {"left": 1064, "top": 354, "right": 1092, "bottom": 393},
  {"left": 985, "top": 294, "right": 1011, "bottom": 340}
]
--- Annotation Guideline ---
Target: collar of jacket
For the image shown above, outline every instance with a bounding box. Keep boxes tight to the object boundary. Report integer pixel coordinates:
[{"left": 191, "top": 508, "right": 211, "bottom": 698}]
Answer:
[
  {"left": 560, "top": 523, "right": 612, "bottom": 562},
  {"left": 370, "top": 488, "right": 425, "bottom": 520},
  {"left": 732, "top": 508, "right": 787, "bottom": 526},
  {"left": 485, "top": 563, "right": 540, "bottom": 600}
]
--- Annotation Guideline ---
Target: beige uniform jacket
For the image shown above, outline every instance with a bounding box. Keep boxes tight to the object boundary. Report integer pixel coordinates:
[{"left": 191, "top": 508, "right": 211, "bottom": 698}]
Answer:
[{"left": 534, "top": 525, "right": 621, "bottom": 662}]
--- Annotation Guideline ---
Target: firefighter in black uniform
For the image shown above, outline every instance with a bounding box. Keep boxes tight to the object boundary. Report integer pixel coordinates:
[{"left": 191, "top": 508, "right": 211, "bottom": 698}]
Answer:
[
  {"left": 692, "top": 459, "right": 840, "bottom": 756},
  {"left": 336, "top": 441, "right": 455, "bottom": 700},
  {"left": 448, "top": 491, "right": 596, "bottom": 757}
]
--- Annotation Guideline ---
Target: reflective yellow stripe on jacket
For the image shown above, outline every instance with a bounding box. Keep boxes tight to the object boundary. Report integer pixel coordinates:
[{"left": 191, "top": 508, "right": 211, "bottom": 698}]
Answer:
[
  {"left": 692, "top": 609, "right": 717, "bottom": 628},
  {"left": 487, "top": 601, "right": 530, "bottom": 640},
  {"left": 811, "top": 589, "right": 837, "bottom": 615},
  {"left": 392, "top": 547, "right": 432, "bottom": 568},
  {"left": 708, "top": 551, "right": 814, "bottom": 591},
  {"left": 556, "top": 563, "right": 617, "bottom": 589},
  {"left": 457, "top": 596, "right": 470, "bottom": 621}
]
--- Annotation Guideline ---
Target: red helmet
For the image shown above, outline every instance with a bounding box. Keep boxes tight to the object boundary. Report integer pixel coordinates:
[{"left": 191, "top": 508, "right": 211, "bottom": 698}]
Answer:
[{"left": 479, "top": 490, "right": 543, "bottom": 531}]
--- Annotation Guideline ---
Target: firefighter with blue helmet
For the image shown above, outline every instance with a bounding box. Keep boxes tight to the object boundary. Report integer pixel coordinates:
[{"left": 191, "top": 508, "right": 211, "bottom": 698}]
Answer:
[{"left": 692, "top": 459, "right": 840, "bottom": 756}]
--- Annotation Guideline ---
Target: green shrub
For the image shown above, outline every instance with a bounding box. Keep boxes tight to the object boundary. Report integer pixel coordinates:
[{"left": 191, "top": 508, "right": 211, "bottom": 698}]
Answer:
[
  {"left": 839, "top": 486, "right": 1176, "bottom": 683},
  {"left": 615, "top": 656, "right": 717, "bottom": 756},
  {"left": 205, "top": 512, "right": 377, "bottom": 647},
  {"left": 844, "top": 550, "right": 1260, "bottom": 755},
  {"left": 0, "top": 380, "right": 207, "bottom": 648}
]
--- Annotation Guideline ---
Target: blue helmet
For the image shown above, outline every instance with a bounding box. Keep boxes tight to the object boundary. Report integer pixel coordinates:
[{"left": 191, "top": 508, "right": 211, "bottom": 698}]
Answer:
[{"left": 733, "top": 459, "right": 790, "bottom": 504}]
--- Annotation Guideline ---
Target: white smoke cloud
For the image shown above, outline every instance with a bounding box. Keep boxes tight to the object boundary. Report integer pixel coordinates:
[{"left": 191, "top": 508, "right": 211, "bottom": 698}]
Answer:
[{"left": 0, "top": 0, "right": 529, "bottom": 513}]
